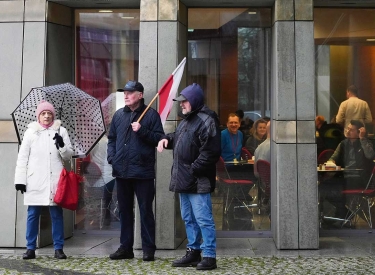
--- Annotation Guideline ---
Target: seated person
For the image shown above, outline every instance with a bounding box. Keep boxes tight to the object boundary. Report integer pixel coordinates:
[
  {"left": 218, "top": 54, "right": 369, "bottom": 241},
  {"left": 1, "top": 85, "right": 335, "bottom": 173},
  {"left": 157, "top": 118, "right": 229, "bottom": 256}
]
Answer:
[
  {"left": 254, "top": 121, "right": 271, "bottom": 216},
  {"left": 319, "top": 120, "right": 375, "bottom": 222},
  {"left": 254, "top": 121, "right": 271, "bottom": 178},
  {"left": 316, "top": 115, "right": 344, "bottom": 155},
  {"left": 221, "top": 113, "right": 243, "bottom": 162},
  {"left": 245, "top": 118, "right": 267, "bottom": 155},
  {"left": 221, "top": 113, "right": 252, "bottom": 201},
  {"left": 235, "top": 109, "right": 253, "bottom": 145}
]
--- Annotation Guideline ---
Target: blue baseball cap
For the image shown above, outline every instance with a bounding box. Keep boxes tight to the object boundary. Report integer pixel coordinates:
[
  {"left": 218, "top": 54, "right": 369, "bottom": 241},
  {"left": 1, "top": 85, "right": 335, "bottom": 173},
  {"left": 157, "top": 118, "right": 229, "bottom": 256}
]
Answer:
[{"left": 117, "top": 80, "right": 144, "bottom": 93}]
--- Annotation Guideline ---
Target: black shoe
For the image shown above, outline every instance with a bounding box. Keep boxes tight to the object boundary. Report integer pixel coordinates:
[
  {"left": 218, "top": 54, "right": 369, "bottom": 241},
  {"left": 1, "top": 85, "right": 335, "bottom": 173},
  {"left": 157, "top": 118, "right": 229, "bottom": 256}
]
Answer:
[
  {"left": 196, "top": 257, "right": 217, "bottom": 270},
  {"left": 109, "top": 247, "right": 134, "bottom": 260},
  {"left": 143, "top": 252, "right": 155, "bottom": 261},
  {"left": 54, "top": 249, "right": 67, "bottom": 259},
  {"left": 172, "top": 248, "right": 201, "bottom": 267},
  {"left": 22, "top": 249, "right": 35, "bottom": 260}
]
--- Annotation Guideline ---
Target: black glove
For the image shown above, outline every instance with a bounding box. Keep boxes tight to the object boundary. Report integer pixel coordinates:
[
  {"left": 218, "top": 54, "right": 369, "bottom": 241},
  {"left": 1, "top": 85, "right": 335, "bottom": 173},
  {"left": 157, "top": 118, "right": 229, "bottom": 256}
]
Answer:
[
  {"left": 53, "top": 133, "right": 65, "bottom": 149},
  {"left": 15, "top": 184, "right": 26, "bottom": 194}
]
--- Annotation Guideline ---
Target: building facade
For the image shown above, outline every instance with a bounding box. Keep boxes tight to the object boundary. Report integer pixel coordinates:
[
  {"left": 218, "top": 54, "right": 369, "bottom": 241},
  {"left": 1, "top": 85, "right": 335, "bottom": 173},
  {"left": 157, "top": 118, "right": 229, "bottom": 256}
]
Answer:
[{"left": 1, "top": 0, "right": 374, "bottom": 250}]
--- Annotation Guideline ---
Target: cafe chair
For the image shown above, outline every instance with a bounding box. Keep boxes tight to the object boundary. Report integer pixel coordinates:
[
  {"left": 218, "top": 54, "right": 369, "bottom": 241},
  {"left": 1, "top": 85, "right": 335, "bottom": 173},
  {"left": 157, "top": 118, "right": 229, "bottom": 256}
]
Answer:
[
  {"left": 216, "top": 157, "right": 255, "bottom": 219},
  {"left": 341, "top": 167, "right": 375, "bottom": 229},
  {"left": 317, "top": 149, "right": 334, "bottom": 165},
  {"left": 257, "top": 160, "right": 271, "bottom": 227},
  {"left": 241, "top": 147, "right": 253, "bottom": 160}
]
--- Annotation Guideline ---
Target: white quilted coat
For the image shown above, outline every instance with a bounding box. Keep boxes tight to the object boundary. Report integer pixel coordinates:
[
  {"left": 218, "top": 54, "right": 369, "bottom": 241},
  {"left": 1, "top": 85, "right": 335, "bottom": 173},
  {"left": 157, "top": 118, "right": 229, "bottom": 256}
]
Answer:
[{"left": 14, "top": 120, "right": 74, "bottom": 205}]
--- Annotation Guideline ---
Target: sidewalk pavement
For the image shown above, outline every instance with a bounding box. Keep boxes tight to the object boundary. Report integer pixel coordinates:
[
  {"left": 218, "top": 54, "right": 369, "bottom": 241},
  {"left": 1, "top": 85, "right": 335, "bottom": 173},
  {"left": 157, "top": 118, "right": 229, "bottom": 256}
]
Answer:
[{"left": 1, "top": 231, "right": 375, "bottom": 274}]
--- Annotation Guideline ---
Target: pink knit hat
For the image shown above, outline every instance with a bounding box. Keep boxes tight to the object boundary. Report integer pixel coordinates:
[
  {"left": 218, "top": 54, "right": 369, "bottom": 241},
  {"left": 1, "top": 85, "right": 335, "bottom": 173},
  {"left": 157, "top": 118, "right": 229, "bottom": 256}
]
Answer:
[{"left": 36, "top": 100, "right": 56, "bottom": 121}]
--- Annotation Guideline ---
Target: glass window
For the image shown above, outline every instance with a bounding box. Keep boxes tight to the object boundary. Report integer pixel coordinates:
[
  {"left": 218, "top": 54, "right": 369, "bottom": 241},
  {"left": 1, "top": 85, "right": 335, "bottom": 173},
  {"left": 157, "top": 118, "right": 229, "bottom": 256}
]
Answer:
[
  {"left": 75, "top": 9, "right": 140, "bottom": 231},
  {"left": 315, "top": 8, "right": 375, "bottom": 230},
  {"left": 188, "top": 8, "right": 272, "bottom": 232}
]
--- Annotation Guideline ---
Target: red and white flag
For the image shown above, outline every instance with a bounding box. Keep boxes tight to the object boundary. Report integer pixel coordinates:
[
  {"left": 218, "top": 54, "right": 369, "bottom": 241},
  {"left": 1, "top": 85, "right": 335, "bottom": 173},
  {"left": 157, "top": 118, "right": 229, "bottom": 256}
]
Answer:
[{"left": 158, "top": 57, "right": 186, "bottom": 126}]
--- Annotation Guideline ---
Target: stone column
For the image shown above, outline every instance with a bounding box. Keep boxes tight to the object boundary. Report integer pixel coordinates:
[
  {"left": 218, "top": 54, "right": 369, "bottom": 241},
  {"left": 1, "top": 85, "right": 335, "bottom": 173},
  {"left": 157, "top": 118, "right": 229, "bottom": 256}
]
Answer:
[
  {"left": 136, "top": 0, "right": 187, "bottom": 249},
  {"left": 271, "top": 0, "right": 318, "bottom": 249},
  {"left": 0, "top": 0, "right": 73, "bottom": 248}
]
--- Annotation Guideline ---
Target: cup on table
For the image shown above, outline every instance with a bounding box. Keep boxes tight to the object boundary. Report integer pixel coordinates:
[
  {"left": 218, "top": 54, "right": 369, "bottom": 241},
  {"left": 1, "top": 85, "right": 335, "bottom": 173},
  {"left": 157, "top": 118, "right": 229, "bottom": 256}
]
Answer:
[{"left": 252, "top": 156, "right": 255, "bottom": 161}]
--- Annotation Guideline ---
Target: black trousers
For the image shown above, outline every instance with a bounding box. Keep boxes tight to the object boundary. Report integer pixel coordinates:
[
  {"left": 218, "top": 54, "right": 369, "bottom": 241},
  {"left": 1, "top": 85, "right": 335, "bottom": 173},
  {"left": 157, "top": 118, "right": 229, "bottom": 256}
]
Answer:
[{"left": 116, "top": 178, "right": 156, "bottom": 253}]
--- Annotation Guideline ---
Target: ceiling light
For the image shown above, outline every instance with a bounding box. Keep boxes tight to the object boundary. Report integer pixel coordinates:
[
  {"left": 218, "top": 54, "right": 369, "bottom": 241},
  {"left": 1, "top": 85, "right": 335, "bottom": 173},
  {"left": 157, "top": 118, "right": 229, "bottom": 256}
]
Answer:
[
  {"left": 367, "top": 39, "right": 375, "bottom": 42},
  {"left": 99, "top": 10, "right": 113, "bottom": 13},
  {"left": 121, "top": 16, "right": 135, "bottom": 19},
  {"left": 188, "top": 29, "right": 194, "bottom": 32},
  {"left": 248, "top": 11, "right": 257, "bottom": 15}
]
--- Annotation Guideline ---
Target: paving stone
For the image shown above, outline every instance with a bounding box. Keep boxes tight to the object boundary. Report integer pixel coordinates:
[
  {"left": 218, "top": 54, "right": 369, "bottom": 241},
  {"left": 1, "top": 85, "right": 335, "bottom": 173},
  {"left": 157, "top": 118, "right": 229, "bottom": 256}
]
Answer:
[{"left": 0, "top": 255, "right": 374, "bottom": 275}]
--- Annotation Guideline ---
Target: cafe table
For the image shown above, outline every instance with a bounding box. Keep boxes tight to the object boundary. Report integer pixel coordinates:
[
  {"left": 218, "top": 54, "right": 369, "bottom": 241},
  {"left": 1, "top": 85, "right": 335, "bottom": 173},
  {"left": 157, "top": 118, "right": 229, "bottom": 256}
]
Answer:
[{"left": 317, "top": 166, "right": 364, "bottom": 228}]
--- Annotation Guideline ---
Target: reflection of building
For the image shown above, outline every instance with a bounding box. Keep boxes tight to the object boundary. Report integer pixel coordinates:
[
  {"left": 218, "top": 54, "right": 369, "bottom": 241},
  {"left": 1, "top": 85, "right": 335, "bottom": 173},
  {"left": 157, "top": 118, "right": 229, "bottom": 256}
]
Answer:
[{"left": 1, "top": 0, "right": 375, "bottom": 251}]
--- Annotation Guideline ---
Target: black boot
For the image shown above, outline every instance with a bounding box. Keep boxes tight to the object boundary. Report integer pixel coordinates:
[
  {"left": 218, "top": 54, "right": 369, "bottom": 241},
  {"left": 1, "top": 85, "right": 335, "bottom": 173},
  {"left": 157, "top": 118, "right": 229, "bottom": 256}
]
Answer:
[
  {"left": 196, "top": 257, "right": 217, "bottom": 270},
  {"left": 172, "top": 248, "right": 201, "bottom": 267},
  {"left": 22, "top": 249, "right": 35, "bottom": 260},
  {"left": 143, "top": 252, "right": 155, "bottom": 261},
  {"left": 54, "top": 249, "right": 67, "bottom": 259},
  {"left": 109, "top": 247, "right": 134, "bottom": 260}
]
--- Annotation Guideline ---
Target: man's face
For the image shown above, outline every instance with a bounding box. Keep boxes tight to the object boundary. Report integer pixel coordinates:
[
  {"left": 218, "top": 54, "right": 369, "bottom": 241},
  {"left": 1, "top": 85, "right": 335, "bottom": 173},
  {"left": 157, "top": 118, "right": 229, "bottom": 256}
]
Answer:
[
  {"left": 180, "top": 100, "right": 192, "bottom": 114},
  {"left": 346, "top": 123, "right": 359, "bottom": 139},
  {"left": 227, "top": 116, "right": 240, "bottom": 134},
  {"left": 124, "top": 91, "right": 142, "bottom": 109}
]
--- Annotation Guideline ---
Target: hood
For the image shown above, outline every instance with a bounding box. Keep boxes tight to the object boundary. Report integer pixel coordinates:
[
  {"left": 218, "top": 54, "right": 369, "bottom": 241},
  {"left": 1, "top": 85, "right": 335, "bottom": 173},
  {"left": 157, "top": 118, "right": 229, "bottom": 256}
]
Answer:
[{"left": 180, "top": 83, "right": 204, "bottom": 111}]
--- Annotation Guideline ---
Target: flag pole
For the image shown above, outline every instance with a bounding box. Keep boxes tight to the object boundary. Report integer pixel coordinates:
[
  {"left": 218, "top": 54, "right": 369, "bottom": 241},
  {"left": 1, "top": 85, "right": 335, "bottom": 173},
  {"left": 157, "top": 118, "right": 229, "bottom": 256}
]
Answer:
[
  {"left": 136, "top": 57, "right": 186, "bottom": 123},
  {"left": 136, "top": 92, "right": 159, "bottom": 123}
]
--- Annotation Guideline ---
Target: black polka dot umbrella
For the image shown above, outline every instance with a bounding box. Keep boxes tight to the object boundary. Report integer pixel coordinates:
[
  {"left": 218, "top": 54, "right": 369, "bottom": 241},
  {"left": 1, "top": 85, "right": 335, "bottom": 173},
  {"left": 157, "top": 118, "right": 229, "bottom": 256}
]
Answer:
[{"left": 11, "top": 83, "right": 106, "bottom": 158}]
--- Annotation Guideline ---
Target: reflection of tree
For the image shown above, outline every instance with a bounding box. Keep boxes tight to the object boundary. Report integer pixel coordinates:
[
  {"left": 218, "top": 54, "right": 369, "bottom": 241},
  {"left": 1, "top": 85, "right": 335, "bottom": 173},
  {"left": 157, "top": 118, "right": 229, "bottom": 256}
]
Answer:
[{"left": 238, "top": 28, "right": 261, "bottom": 111}]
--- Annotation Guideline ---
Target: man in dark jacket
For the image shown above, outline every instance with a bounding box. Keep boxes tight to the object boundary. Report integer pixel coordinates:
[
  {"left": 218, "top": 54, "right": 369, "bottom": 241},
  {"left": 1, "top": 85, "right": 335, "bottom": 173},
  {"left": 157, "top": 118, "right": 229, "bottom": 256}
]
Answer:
[
  {"left": 107, "top": 80, "right": 164, "bottom": 261},
  {"left": 157, "top": 83, "right": 221, "bottom": 270}
]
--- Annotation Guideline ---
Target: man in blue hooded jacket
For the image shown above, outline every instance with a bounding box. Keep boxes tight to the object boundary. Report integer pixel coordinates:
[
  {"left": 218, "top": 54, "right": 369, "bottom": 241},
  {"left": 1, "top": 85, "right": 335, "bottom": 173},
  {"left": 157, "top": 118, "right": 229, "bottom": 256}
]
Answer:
[
  {"left": 157, "top": 83, "right": 221, "bottom": 270},
  {"left": 107, "top": 80, "right": 164, "bottom": 261}
]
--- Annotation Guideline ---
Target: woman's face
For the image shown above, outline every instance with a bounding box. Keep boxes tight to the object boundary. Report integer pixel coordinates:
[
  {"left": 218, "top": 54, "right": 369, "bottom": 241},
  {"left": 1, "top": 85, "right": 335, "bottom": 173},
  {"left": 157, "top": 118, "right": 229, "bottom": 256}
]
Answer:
[
  {"left": 256, "top": 122, "right": 267, "bottom": 137},
  {"left": 39, "top": 111, "right": 53, "bottom": 125}
]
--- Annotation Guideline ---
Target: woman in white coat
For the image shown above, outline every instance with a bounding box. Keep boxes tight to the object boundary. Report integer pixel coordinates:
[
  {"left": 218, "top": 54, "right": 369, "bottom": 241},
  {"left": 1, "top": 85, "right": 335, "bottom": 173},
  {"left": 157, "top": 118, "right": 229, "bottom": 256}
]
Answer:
[{"left": 14, "top": 101, "right": 74, "bottom": 260}]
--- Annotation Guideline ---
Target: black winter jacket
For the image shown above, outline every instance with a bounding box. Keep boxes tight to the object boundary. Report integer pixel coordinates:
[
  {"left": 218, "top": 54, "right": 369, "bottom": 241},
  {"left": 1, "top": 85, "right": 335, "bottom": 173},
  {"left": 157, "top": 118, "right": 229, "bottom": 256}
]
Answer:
[
  {"left": 164, "top": 105, "right": 221, "bottom": 194},
  {"left": 107, "top": 99, "right": 164, "bottom": 179}
]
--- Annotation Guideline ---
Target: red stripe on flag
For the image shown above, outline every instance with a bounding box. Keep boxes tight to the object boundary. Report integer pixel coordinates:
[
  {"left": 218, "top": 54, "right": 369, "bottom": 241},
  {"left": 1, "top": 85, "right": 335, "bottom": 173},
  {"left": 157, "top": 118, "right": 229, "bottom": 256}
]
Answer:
[{"left": 158, "top": 75, "right": 173, "bottom": 115}]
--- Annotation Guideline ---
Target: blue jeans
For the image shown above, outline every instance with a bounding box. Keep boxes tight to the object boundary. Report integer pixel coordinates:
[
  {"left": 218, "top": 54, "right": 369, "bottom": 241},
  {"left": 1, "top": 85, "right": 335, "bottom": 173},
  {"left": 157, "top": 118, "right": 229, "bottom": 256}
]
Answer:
[
  {"left": 26, "top": 206, "right": 64, "bottom": 250},
  {"left": 179, "top": 193, "right": 216, "bottom": 258},
  {"left": 116, "top": 178, "right": 156, "bottom": 253}
]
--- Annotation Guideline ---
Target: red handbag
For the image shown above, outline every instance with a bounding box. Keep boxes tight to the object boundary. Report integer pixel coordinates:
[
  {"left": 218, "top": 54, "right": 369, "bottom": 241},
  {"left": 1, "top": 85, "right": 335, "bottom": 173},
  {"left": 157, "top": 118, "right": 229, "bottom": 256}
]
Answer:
[{"left": 54, "top": 168, "right": 82, "bottom": 211}]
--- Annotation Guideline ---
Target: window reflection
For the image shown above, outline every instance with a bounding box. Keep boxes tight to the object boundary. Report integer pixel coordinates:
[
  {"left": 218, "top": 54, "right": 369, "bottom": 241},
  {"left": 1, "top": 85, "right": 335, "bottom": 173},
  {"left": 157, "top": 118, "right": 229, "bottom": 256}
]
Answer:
[
  {"left": 315, "top": 8, "right": 375, "bottom": 230},
  {"left": 188, "top": 8, "right": 271, "bottom": 232},
  {"left": 75, "top": 9, "right": 139, "bottom": 231}
]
